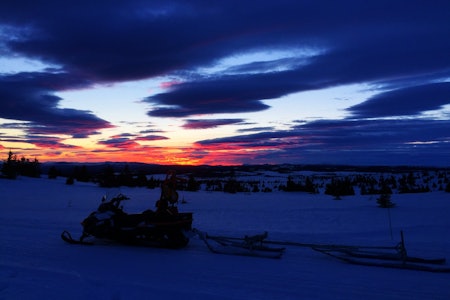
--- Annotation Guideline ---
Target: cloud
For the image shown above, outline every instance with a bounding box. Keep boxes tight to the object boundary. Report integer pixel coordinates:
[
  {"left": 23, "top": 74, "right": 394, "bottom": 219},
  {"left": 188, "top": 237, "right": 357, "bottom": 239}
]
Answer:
[
  {"left": 182, "top": 119, "right": 244, "bottom": 129},
  {"left": 98, "top": 137, "right": 141, "bottom": 149},
  {"left": 25, "top": 136, "right": 82, "bottom": 149},
  {"left": 2, "top": 1, "right": 449, "bottom": 120},
  {"left": 237, "top": 126, "right": 275, "bottom": 133},
  {"left": 1, "top": 135, "right": 80, "bottom": 150},
  {"left": 195, "top": 118, "right": 450, "bottom": 165},
  {"left": 347, "top": 82, "right": 450, "bottom": 118},
  {"left": 135, "top": 135, "right": 169, "bottom": 141},
  {"left": 145, "top": 75, "right": 274, "bottom": 117},
  {"left": 139, "top": 129, "right": 166, "bottom": 134},
  {"left": 0, "top": 72, "right": 112, "bottom": 137},
  {"left": 98, "top": 133, "right": 169, "bottom": 149}
]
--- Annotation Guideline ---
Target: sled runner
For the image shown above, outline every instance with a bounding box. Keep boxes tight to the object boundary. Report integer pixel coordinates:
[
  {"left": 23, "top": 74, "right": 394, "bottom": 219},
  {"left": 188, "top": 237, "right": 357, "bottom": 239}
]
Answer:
[
  {"left": 194, "top": 229, "right": 285, "bottom": 258},
  {"left": 310, "top": 231, "right": 450, "bottom": 273},
  {"left": 312, "top": 247, "right": 450, "bottom": 272}
]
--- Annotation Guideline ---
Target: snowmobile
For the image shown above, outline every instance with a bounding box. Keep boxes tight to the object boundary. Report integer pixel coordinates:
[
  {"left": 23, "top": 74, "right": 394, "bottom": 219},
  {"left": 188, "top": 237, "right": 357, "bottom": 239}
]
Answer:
[{"left": 62, "top": 193, "right": 193, "bottom": 248}]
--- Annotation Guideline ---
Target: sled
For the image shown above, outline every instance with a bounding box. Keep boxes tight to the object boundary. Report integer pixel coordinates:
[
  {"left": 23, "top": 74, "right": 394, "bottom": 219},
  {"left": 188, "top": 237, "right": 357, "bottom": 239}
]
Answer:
[
  {"left": 194, "top": 229, "right": 285, "bottom": 259},
  {"left": 310, "top": 231, "right": 450, "bottom": 273},
  {"left": 312, "top": 247, "right": 450, "bottom": 273},
  {"left": 194, "top": 229, "right": 450, "bottom": 272}
]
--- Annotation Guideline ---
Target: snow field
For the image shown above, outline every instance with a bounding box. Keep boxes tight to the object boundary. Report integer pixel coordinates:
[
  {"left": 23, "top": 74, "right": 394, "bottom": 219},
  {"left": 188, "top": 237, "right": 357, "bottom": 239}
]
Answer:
[{"left": 1, "top": 176, "right": 450, "bottom": 299}]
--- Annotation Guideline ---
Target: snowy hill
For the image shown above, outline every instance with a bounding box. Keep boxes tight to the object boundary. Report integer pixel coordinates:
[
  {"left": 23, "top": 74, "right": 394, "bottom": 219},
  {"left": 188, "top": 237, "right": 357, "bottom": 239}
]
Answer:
[{"left": 1, "top": 176, "right": 450, "bottom": 299}]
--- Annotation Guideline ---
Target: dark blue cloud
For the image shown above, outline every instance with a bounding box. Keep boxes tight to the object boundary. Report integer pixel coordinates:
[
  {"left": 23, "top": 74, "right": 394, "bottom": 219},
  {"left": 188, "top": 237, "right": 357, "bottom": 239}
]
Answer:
[
  {"left": 183, "top": 119, "right": 244, "bottom": 129},
  {"left": 97, "top": 137, "right": 140, "bottom": 149},
  {"left": 139, "top": 1, "right": 450, "bottom": 117},
  {"left": 2, "top": 1, "right": 449, "bottom": 118},
  {"left": 196, "top": 118, "right": 450, "bottom": 165},
  {"left": 0, "top": 135, "right": 80, "bottom": 150},
  {"left": 0, "top": 72, "right": 112, "bottom": 137},
  {"left": 347, "top": 82, "right": 450, "bottom": 118},
  {"left": 136, "top": 135, "right": 169, "bottom": 141},
  {"left": 237, "top": 126, "right": 275, "bottom": 133},
  {"left": 146, "top": 75, "right": 277, "bottom": 117}
]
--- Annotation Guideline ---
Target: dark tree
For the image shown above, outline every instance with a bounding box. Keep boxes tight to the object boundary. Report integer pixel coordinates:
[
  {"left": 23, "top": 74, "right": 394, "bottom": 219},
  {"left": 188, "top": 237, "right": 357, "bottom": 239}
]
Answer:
[
  {"left": 74, "top": 165, "right": 90, "bottom": 182},
  {"left": 377, "top": 193, "right": 396, "bottom": 208},
  {"left": 325, "top": 178, "right": 355, "bottom": 198},
  {"left": 1, "top": 150, "right": 18, "bottom": 179},
  {"left": 98, "top": 164, "right": 119, "bottom": 187},
  {"left": 1, "top": 151, "right": 40, "bottom": 179},
  {"left": 135, "top": 171, "right": 148, "bottom": 187},
  {"left": 118, "top": 164, "right": 134, "bottom": 187},
  {"left": 445, "top": 182, "right": 450, "bottom": 193},
  {"left": 186, "top": 175, "right": 200, "bottom": 191},
  {"left": 284, "top": 176, "right": 317, "bottom": 193},
  {"left": 48, "top": 166, "right": 59, "bottom": 179},
  {"left": 224, "top": 177, "right": 241, "bottom": 193}
]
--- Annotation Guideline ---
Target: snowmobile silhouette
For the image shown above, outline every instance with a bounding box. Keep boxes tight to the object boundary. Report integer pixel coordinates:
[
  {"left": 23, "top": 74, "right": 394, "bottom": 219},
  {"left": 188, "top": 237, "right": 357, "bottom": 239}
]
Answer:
[{"left": 62, "top": 174, "right": 192, "bottom": 248}]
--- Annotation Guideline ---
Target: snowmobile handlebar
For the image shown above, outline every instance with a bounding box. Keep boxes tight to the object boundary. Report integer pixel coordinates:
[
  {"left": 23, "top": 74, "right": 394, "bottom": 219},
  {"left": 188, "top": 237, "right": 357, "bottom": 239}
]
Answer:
[
  {"left": 110, "top": 193, "right": 130, "bottom": 207},
  {"left": 98, "top": 193, "right": 130, "bottom": 212}
]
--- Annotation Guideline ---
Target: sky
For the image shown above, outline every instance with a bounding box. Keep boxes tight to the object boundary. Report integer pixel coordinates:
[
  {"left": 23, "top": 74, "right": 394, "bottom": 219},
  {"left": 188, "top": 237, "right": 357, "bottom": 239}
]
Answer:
[{"left": 1, "top": 0, "right": 450, "bottom": 166}]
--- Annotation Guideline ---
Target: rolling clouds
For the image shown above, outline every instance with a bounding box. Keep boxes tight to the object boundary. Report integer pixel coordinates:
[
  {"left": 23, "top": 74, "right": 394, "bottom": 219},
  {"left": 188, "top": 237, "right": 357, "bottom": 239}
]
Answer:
[
  {"left": 1, "top": 1, "right": 450, "bottom": 165},
  {"left": 0, "top": 72, "right": 112, "bottom": 138},
  {"left": 182, "top": 119, "right": 245, "bottom": 130},
  {"left": 347, "top": 82, "right": 450, "bottom": 118}
]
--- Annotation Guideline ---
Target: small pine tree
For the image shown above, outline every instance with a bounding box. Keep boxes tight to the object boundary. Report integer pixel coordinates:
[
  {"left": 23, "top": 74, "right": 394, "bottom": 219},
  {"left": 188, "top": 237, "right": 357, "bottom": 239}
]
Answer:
[
  {"left": 2, "top": 150, "right": 18, "bottom": 179},
  {"left": 377, "top": 193, "right": 395, "bottom": 208}
]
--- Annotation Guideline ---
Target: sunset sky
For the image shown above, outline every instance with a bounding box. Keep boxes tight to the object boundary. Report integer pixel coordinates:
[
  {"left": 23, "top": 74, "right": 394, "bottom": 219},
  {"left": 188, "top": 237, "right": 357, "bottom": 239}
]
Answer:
[{"left": 1, "top": 1, "right": 450, "bottom": 166}]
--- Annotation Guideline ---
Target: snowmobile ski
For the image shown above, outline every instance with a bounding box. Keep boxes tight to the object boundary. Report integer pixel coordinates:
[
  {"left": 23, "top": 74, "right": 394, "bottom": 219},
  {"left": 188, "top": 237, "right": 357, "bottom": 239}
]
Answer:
[{"left": 61, "top": 230, "right": 93, "bottom": 245}]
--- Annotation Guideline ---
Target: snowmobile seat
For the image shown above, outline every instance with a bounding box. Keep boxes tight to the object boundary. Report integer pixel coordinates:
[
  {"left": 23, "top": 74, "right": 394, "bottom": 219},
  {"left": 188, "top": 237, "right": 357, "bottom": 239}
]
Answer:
[{"left": 115, "top": 214, "right": 148, "bottom": 228}]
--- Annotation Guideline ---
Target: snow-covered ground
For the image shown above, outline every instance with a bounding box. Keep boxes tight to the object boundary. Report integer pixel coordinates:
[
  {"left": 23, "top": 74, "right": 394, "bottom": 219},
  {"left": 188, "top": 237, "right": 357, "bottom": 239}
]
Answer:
[{"left": 1, "top": 176, "right": 450, "bottom": 299}]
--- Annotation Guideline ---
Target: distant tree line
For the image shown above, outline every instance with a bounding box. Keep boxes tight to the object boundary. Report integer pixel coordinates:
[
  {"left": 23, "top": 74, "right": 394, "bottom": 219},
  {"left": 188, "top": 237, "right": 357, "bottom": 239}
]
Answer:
[
  {"left": 5, "top": 152, "right": 450, "bottom": 195},
  {"left": 60, "top": 165, "right": 450, "bottom": 195},
  {"left": 49, "top": 163, "right": 201, "bottom": 191},
  {"left": 1, "top": 151, "right": 41, "bottom": 179},
  {"left": 282, "top": 176, "right": 318, "bottom": 193}
]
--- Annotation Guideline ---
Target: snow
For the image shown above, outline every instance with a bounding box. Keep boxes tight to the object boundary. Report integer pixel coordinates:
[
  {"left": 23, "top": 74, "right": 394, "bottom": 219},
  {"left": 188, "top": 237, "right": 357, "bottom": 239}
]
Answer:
[{"left": 1, "top": 175, "right": 450, "bottom": 300}]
